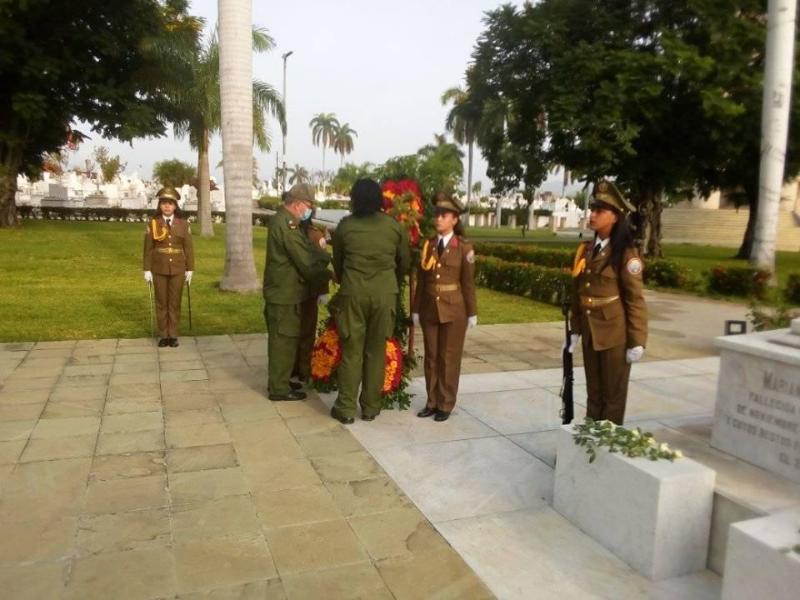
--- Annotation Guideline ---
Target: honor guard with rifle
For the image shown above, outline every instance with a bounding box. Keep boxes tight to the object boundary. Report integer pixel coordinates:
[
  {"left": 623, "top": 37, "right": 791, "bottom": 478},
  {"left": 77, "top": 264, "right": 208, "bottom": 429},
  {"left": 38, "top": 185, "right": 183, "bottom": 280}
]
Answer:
[
  {"left": 568, "top": 180, "right": 648, "bottom": 424},
  {"left": 143, "top": 187, "right": 194, "bottom": 348}
]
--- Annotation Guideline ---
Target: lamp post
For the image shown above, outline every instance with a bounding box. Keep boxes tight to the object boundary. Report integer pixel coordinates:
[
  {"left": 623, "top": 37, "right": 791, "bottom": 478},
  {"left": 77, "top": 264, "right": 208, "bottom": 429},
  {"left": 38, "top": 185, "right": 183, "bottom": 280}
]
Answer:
[{"left": 281, "top": 50, "right": 293, "bottom": 193}]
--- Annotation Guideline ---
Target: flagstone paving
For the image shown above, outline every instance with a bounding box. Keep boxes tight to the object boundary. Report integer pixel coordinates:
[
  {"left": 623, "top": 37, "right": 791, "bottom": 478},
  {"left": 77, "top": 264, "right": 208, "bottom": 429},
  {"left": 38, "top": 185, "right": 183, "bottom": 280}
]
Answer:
[
  {"left": 0, "top": 292, "right": 761, "bottom": 599},
  {"left": 0, "top": 336, "right": 492, "bottom": 600}
]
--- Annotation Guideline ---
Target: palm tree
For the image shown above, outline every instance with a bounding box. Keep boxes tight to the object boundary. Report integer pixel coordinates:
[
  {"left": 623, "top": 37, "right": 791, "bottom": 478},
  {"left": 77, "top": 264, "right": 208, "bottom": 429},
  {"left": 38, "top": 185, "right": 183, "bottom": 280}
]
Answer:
[
  {"left": 172, "top": 26, "right": 285, "bottom": 238},
  {"left": 218, "top": 0, "right": 259, "bottom": 292},
  {"left": 309, "top": 113, "right": 340, "bottom": 193},
  {"left": 332, "top": 123, "right": 358, "bottom": 168},
  {"left": 441, "top": 86, "right": 481, "bottom": 209},
  {"left": 288, "top": 164, "right": 311, "bottom": 185}
]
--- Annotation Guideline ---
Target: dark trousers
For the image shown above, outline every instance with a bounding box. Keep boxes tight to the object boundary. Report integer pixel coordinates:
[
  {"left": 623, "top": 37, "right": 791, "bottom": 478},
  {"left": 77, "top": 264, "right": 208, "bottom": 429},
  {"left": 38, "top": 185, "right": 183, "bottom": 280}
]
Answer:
[
  {"left": 421, "top": 316, "right": 467, "bottom": 413},
  {"left": 581, "top": 329, "right": 631, "bottom": 425},
  {"left": 153, "top": 273, "right": 184, "bottom": 338},
  {"left": 293, "top": 296, "right": 319, "bottom": 380}
]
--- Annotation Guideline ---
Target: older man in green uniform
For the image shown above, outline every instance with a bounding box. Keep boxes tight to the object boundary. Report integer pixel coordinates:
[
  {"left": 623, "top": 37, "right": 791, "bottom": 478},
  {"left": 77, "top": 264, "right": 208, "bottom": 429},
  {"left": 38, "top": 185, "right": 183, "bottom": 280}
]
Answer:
[
  {"left": 263, "top": 184, "right": 331, "bottom": 401},
  {"left": 330, "top": 178, "right": 410, "bottom": 423}
]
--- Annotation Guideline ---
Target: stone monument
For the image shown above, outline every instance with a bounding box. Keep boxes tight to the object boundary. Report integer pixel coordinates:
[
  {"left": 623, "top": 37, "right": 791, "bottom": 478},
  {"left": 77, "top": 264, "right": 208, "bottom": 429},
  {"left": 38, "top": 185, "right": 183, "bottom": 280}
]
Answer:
[{"left": 712, "top": 318, "right": 800, "bottom": 483}]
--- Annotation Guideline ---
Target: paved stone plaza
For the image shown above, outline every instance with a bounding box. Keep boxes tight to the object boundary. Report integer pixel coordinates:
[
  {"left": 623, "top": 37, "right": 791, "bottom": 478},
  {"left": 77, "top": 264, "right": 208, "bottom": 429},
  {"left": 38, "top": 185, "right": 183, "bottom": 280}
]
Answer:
[
  {"left": 2, "top": 291, "right": 789, "bottom": 599},
  {"left": 0, "top": 336, "right": 491, "bottom": 599}
]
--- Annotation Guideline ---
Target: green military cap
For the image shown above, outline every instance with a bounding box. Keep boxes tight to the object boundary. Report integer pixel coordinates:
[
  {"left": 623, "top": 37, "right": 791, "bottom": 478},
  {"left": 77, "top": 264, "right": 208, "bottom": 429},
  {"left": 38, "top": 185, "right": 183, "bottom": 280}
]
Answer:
[
  {"left": 287, "top": 183, "right": 316, "bottom": 206},
  {"left": 156, "top": 187, "right": 181, "bottom": 204},
  {"left": 434, "top": 193, "right": 464, "bottom": 214},
  {"left": 590, "top": 179, "right": 635, "bottom": 214}
]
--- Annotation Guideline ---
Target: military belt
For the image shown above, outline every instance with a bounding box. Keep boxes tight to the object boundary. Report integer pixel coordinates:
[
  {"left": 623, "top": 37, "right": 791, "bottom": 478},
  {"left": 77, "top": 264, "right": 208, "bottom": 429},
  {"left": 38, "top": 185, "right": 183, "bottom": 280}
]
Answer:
[
  {"left": 156, "top": 247, "right": 183, "bottom": 255},
  {"left": 434, "top": 283, "right": 460, "bottom": 292},
  {"left": 580, "top": 295, "right": 619, "bottom": 308}
]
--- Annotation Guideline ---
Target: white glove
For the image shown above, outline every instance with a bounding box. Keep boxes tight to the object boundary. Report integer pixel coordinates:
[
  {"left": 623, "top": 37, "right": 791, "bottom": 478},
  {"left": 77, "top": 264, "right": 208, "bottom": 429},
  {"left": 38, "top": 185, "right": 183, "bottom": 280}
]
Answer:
[
  {"left": 412, "top": 313, "right": 420, "bottom": 327},
  {"left": 144, "top": 271, "right": 153, "bottom": 283},
  {"left": 626, "top": 346, "right": 644, "bottom": 364},
  {"left": 317, "top": 294, "right": 329, "bottom": 306},
  {"left": 184, "top": 271, "right": 193, "bottom": 285},
  {"left": 467, "top": 315, "right": 478, "bottom": 329},
  {"left": 563, "top": 333, "right": 580, "bottom": 353}
]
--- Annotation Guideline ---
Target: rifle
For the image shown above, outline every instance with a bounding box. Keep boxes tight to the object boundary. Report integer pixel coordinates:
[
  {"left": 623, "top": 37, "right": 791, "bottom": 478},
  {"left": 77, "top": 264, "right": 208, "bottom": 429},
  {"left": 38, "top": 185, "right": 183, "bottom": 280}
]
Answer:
[{"left": 559, "top": 286, "right": 574, "bottom": 425}]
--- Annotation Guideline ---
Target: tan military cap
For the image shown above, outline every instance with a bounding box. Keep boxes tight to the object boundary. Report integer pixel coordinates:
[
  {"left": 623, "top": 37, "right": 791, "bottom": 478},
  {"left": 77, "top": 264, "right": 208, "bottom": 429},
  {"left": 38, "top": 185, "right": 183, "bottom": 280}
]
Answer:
[
  {"left": 287, "top": 183, "right": 316, "bottom": 206},
  {"left": 434, "top": 193, "right": 465, "bottom": 214},
  {"left": 156, "top": 187, "right": 181, "bottom": 204},
  {"left": 590, "top": 179, "right": 635, "bottom": 214}
]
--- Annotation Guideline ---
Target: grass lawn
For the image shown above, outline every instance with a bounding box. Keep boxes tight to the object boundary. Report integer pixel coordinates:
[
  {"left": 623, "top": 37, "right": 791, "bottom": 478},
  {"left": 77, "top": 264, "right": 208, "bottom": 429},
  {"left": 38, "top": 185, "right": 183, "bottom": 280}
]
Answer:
[{"left": 0, "top": 220, "right": 560, "bottom": 342}]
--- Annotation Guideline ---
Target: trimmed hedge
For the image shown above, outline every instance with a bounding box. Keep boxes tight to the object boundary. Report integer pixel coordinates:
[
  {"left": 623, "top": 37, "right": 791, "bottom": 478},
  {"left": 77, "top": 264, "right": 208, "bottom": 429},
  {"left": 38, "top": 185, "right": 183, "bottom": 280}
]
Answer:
[
  {"left": 475, "top": 256, "right": 571, "bottom": 306},
  {"left": 643, "top": 258, "right": 695, "bottom": 289},
  {"left": 475, "top": 243, "right": 573, "bottom": 269},
  {"left": 708, "top": 265, "right": 771, "bottom": 299},
  {"left": 785, "top": 273, "right": 800, "bottom": 305}
]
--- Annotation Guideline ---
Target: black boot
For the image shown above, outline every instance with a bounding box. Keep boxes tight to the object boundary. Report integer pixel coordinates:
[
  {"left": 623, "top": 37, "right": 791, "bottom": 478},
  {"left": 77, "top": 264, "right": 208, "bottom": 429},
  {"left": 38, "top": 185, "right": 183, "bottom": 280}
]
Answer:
[
  {"left": 158, "top": 338, "right": 169, "bottom": 348},
  {"left": 417, "top": 407, "right": 437, "bottom": 418},
  {"left": 168, "top": 337, "right": 179, "bottom": 347}
]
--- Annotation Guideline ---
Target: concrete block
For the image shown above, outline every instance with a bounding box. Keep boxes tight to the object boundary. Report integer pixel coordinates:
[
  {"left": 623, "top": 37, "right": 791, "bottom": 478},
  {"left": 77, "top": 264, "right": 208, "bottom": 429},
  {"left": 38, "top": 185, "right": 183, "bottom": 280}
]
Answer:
[{"left": 554, "top": 424, "right": 716, "bottom": 580}]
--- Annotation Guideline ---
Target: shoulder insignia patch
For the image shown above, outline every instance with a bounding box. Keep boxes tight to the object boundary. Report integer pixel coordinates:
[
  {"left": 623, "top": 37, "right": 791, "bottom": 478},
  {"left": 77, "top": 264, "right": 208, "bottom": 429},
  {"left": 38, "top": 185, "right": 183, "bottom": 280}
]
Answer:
[
  {"left": 287, "top": 218, "right": 297, "bottom": 230},
  {"left": 466, "top": 249, "right": 476, "bottom": 264},
  {"left": 626, "top": 257, "right": 643, "bottom": 276}
]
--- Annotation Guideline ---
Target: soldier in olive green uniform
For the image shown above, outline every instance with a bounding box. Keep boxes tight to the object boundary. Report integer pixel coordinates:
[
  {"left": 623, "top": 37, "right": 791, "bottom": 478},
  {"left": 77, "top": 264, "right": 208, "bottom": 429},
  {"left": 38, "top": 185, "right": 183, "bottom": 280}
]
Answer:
[
  {"left": 330, "top": 179, "right": 410, "bottom": 424},
  {"left": 263, "top": 185, "right": 331, "bottom": 401},
  {"left": 568, "top": 180, "right": 648, "bottom": 424},
  {"left": 412, "top": 194, "right": 478, "bottom": 422},
  {"left": 292, "top": 217, "right": 331, "bottom": 383},
  {"left": 143, "top": 187, "right": 194, "bottom": 348}
]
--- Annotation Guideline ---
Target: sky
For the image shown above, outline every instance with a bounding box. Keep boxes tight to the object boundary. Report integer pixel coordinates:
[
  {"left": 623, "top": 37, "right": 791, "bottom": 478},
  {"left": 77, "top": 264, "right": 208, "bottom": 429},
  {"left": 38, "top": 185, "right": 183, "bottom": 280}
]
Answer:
[{"left": 71, "top": 0, "right": 567, "bottom": 194}]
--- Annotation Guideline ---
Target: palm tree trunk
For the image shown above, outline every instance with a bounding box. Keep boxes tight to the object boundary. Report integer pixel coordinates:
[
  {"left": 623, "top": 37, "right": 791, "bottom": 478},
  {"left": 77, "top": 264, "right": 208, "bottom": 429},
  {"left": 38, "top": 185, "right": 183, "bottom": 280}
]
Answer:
[
  {"left": 197, "top": 127, "right": 214, "bottom": 237},
  {"left": 218, "top": 0, "right": 259, "bottom": 292},
  {"left": 321, "top": 145, "right": 326, "bottom": 196},
  {"left": 0, "top": 148, "right": 22, "bottom": 227},
  {"left": 466, "top": 140, "right": 474, "bottom": 212}
]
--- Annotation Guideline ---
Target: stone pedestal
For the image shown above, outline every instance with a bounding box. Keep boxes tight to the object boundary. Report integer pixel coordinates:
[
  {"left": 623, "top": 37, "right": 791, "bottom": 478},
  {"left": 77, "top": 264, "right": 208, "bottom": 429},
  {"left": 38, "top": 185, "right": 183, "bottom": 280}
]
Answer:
[
  {"left": 554, "top": 425, "right": 715, "bottom": 580},
  {"left": 712, "top": 319, "right": 800, "bottom": 483},
  {"left": 721, "top": 508, "right": 800, "bottom": 600}
]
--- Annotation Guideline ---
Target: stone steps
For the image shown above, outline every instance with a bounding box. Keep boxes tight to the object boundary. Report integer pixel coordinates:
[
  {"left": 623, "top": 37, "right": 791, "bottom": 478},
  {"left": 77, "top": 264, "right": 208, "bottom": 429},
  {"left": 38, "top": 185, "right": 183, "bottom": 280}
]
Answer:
[{"left": 661, "top": 208, "right": 800, "bottom": 251}]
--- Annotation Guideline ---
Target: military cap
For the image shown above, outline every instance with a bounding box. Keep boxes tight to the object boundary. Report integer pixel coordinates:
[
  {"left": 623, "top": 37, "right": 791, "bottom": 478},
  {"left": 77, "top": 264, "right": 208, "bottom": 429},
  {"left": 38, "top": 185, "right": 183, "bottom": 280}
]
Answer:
[
  {"left": 590, "top": 179, "right": 635, "bottom": 214},
  {"left": 434, "top": 194, "right": 465, "bottom": 214},
  {"left": 156, "top": 187, "right": 181, "bottom": 204},
  {"left": 286, "top": 183, "right": 316, "bottom": 206}
]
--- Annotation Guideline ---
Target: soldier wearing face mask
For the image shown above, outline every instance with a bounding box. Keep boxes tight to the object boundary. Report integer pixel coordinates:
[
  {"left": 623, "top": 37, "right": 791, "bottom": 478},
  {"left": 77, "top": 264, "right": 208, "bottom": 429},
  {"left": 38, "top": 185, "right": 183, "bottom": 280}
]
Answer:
[{"left": 263, "top": 184, "right": 331, "bottom": 401}]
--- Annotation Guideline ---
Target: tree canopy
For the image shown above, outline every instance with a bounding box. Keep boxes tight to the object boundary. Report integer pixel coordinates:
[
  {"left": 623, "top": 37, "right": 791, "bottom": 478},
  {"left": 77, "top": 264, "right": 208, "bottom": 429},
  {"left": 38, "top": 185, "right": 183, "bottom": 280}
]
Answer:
[
  {"left": 466, "top": 0, "right": 800, "bottom": 256},
  {"left": 153, "top": 159, "right": 196, "bottom": 188},
  {"left": 0, "top": 0, "right": 198, "bottom": 226}
]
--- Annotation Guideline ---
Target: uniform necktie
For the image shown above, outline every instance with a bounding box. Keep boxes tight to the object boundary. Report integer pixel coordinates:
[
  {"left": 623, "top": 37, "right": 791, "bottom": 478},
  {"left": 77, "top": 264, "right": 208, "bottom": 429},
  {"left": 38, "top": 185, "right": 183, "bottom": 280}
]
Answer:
[
  {"left": 592, "top": 242, "right": 601, "bottom": 258},
  {"left": 437, "top": 237, "right": 445, "bottom": 256}
]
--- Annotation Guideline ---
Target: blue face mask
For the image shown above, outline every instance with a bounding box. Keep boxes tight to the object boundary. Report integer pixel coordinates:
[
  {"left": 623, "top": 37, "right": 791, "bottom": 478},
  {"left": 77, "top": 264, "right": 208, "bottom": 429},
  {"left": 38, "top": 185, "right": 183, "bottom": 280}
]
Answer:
[{"left": 301, "top": 207, "right": 313, "bottom": 221}]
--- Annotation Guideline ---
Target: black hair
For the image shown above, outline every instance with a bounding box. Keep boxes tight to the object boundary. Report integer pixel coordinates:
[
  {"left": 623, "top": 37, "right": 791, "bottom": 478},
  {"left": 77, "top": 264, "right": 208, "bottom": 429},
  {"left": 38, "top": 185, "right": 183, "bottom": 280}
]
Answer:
[
  {"left": 608, "top": 212, "right": 635, "bottom": 273},
  {"left": 350, "top": 178, "right": 383, "bottom": 217}
]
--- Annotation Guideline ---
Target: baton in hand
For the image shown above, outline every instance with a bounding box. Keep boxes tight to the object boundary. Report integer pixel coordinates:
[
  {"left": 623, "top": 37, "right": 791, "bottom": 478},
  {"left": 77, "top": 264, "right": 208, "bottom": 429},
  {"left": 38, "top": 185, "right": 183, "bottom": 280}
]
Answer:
[
  {"left": 186, "top": 281, "right": 193, "bottom": 330},
  {"left": 147, "top": 281, "right": 155, "bottom": 339}
]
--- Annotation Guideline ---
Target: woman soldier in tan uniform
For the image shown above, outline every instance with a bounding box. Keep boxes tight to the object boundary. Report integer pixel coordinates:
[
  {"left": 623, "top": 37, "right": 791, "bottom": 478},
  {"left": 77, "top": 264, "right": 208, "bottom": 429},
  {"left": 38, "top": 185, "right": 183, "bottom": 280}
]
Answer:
[
  {"left": 412, "top": 194, "right": 478, "bottom": 422},
  {"left": 143, "top": 187, "right": 194, "bottom": 348},
  {"left": 568, "top": 180, "right": 647, "bottom": 425}
]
